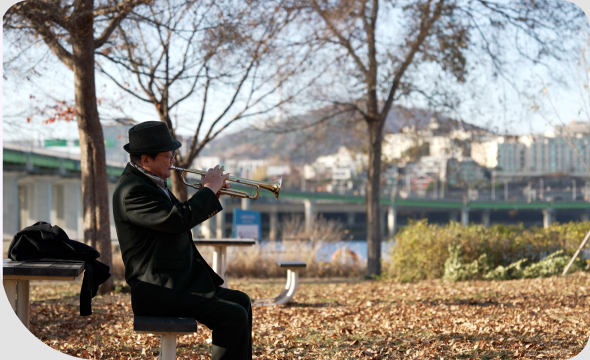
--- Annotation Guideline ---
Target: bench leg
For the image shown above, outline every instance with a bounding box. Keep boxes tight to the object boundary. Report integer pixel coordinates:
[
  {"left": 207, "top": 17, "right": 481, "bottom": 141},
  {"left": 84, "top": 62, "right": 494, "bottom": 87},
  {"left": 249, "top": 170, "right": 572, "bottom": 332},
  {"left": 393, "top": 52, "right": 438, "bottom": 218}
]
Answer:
[
  {"left": 160, "top": 334, "right": 177, "bottom": 360},
  {"left": 284, "top": 268, "right": 292, "bottom": 291},
  {"left": 275, "top": 270, "right": 299, "bottom": 305},
  {"left": 212, "top": 246, "right": 228, "bottom": 288},
  {"left": 253, "top": 269, "right": 300, "bottom": 306},
  {"left": 17, "top": 280, "right": 30, "bottom": 329},
  {"left": 3, "top": 279, "right": 17, "bottom": 312}
]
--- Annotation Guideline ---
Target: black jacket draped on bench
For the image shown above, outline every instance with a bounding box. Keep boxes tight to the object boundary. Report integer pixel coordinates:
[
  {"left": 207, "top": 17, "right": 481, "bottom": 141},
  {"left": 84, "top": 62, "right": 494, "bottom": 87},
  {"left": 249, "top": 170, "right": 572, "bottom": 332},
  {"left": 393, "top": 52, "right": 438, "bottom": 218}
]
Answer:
[{"left": 8, "top": 221, "right": 111, "bottom": 316}]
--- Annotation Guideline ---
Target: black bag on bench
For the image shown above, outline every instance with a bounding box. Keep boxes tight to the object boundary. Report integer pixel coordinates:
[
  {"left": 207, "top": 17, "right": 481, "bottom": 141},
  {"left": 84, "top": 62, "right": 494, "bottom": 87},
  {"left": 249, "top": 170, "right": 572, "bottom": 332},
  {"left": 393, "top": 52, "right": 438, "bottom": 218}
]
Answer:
[{"left": 8, "top": 221, "right": 111, "bottom": 316}]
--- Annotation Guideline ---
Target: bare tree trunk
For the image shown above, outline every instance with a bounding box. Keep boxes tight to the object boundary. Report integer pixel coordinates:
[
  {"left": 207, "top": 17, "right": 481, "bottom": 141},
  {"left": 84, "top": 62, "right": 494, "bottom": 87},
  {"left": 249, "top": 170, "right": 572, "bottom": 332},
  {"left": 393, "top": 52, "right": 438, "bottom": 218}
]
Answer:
[
  {"left": 171, "top": 170, "right": 188, "bottom": 201},
  {"left": 72, "top": 0, "right": 113, "bottom": 294},
  {"left": 366, "top": 120, "right": 384, "bottom": 276}
]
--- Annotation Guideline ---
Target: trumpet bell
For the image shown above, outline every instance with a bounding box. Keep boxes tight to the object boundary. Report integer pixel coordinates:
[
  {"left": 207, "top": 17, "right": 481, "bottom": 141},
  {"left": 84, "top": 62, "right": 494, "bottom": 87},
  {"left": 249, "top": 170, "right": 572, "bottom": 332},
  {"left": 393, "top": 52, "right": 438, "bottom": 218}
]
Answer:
[{"left": 263, "top": 177, "right": 282, "bottom": 200}]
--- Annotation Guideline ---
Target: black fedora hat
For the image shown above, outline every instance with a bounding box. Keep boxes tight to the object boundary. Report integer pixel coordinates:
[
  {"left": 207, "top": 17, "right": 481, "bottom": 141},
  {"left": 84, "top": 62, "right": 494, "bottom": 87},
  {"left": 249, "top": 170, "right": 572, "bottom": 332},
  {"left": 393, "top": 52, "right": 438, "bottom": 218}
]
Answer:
[{"left": 124, "top": 121, "right": 181, "bottom": 154}]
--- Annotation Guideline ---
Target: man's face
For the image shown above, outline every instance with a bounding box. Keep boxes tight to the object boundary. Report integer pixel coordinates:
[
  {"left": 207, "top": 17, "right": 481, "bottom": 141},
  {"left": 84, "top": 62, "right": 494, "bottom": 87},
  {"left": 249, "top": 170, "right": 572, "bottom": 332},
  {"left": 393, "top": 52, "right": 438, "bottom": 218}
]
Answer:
[{"left": 142, "top": 151, "right": 176, "bottom": 179}]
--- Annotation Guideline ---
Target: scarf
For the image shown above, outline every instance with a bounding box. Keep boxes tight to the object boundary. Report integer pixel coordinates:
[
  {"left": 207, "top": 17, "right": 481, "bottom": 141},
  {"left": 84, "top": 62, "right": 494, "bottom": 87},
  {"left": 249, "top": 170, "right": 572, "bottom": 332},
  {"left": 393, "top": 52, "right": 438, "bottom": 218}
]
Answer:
[{"left": 129, "top": 161, "right": 171, "bottom": 199}]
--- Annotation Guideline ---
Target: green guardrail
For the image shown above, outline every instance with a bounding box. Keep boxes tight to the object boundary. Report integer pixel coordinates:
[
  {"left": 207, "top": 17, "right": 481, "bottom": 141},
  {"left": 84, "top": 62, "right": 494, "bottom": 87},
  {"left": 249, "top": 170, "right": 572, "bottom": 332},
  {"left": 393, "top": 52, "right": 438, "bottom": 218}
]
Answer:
[{"left": 3, "top": 148, "right": 125, "bottom": 177}]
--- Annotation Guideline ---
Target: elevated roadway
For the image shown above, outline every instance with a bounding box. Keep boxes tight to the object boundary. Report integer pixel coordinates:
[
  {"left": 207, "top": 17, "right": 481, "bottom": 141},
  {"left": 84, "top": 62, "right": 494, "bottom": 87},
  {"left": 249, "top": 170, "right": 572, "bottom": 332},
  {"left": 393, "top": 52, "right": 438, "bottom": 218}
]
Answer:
[{"left": 4, "top": 144, "right": 590, "bottom": 241}]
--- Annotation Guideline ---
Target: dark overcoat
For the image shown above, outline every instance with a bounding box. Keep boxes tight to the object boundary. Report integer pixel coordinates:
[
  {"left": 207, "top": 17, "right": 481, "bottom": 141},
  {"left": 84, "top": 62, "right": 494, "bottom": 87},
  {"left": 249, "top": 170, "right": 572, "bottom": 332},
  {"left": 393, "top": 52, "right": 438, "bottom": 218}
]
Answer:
[{"left": 112, "top": 164, "right": 224, "bottom": 316}]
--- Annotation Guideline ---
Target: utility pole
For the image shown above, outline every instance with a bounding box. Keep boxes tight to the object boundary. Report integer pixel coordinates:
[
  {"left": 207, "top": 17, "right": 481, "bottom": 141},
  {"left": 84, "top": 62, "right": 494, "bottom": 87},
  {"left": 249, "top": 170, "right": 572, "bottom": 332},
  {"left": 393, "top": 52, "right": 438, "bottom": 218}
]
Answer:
[
  {"left": 504, "top": 178, "right": 509, "bottom": 201},
  {"left": 491, "top": 171, "right": 496, "bottom": 201},
  {"left": 540, "top": 178, "right": 544, "bottom": 200},
  {"left": 433, "top": 178, "right": 438, "bottom": 199},
  {"left": 301, "top": 167, "right": 305, "bottom": 192},
  {"left": 573, "top": 179, "right": 576, "bottom": 200},
  {"left": 526, "top": 182, "right": 532, "bottom": 203},
  {"left": 388, "top": 177, "right": 398, "bottom": 237}
]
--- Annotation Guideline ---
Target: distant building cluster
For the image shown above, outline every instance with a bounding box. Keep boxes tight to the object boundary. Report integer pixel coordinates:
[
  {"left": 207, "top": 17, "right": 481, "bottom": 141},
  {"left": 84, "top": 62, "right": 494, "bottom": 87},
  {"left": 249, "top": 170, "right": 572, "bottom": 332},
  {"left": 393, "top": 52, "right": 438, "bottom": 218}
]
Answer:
[
  {"left": 381, "top": 120, "right": 590, "bottom": 197},
  {"left": 13, "top": 116, "right": 590, "bottom": 199},
  {"left": 193, "top": 156, "right": 290, "bottom": 180}
]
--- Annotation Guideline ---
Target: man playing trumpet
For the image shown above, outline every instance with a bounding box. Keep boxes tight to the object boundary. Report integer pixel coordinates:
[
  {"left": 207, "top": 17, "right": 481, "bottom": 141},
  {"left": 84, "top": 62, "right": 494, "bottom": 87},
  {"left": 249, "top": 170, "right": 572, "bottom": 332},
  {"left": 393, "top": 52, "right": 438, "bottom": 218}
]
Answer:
[{"left": 113, "top": 121, "right": 252, "bottom": 360}]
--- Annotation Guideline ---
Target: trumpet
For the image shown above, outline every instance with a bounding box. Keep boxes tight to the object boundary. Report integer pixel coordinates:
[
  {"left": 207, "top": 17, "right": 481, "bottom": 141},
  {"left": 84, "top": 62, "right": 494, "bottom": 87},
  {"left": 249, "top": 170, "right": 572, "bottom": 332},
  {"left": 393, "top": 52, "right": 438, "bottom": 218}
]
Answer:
[{"left": 171, "top": 165, "right": 281, "bottom": 200}]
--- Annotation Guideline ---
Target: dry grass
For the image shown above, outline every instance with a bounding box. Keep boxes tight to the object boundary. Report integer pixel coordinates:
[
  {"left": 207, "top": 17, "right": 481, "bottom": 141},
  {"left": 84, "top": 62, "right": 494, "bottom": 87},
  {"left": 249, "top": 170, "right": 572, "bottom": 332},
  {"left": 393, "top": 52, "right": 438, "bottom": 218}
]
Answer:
[
  {"left": 225, "top": 240, "right": 366, "bottom": 279},
  {"left": 111, "top": 216, "right": 366, "bottom": 281}
]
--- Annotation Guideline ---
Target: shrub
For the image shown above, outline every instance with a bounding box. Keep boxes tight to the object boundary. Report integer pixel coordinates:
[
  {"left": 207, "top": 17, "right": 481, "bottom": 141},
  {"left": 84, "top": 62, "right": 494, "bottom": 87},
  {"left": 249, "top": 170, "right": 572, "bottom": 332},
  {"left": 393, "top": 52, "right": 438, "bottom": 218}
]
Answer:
[
  {"left": 443, "top": 244, "right": 490, "bottom": 282},
  {"left": 387, "top": 219, "right": 590, "bottom": 282},
  {"left": 482, "top": 258, "right": 527, "bottom": 281},
  {"left": 520, "top": 250, "right": 587, "bottom": 278}
]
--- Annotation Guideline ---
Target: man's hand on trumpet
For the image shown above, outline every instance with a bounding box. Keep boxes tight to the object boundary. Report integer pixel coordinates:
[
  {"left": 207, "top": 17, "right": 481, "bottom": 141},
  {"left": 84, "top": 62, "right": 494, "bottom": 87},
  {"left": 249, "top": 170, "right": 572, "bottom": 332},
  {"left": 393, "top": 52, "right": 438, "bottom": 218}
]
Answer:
[{"left": 201, "top": 165, "right": 231, "bottom": 198}]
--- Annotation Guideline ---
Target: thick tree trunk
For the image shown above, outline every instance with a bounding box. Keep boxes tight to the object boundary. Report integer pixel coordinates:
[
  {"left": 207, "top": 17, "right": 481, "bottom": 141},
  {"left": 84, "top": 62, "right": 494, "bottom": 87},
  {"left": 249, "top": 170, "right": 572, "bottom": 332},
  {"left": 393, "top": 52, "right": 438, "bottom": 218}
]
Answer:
[
  {"left": 72, "top": 0, "right": 113, "bottom": 294},
  {"left": 171, "top": 170, "right": 188, "bottom": 202},
  {"left": 366, "top": 120, "right": 385, "bottom": 276}
]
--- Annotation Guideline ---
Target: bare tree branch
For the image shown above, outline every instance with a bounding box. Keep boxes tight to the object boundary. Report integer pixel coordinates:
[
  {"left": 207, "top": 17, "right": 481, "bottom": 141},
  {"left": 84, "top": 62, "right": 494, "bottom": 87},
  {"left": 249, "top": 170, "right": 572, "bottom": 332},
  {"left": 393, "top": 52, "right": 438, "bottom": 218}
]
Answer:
[
  {"left": 95, "top": 7, "right": 138, "bottom": 48},
  {"left": 311, "top": 0, "right": 368, "bottom": 77},
  {"left": 380, "top": 0, "right": 445, "bottom": 123},
  {"left": 28, "top": 17, "right": 75, "bottom": 71},
  {"left": 91, "top": 0, "right": 148, "bottom": 17}
]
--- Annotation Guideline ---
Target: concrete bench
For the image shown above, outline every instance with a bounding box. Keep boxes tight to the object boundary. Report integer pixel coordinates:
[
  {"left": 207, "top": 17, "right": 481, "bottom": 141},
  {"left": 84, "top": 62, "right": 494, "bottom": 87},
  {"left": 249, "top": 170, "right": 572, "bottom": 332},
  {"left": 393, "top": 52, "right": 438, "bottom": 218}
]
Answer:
[
  {"left": 3, "top": 259, "right": 85, "bottom": 329},
  {"left": 134, "top": 316, "right": 198, "bottom": 360},
  {"left": 253, "top": 260, "right": 306, "bottom": 306}
]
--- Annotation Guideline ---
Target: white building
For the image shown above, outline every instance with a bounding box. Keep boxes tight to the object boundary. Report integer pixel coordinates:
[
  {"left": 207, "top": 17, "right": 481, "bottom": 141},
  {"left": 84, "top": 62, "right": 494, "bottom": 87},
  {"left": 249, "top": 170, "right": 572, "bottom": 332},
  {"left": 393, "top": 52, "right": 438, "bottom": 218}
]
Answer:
[
  {"left": 471, "top": 137, "right": 500, "bottom": 168},
  {"left": 266, "top": 165, "right": 290, "bottom": 178},
  {"left": 311, "top": 146, "right": 367, "bottom": 180},
  {"left": 382, "top": 118, "right": 478, "bottom": 164},
  {"left": 470, "top": 122, "right": 590, "bottom": 176},
  {"left": 382, "top": 133, "right": 419, "bottom": 162},
  {"left": 429, "top": 135, "right": 466, "bottom": 160},
  {"left": 408, "top": 156, "right": 446, "bottom": 178},
  {"left": 191, "top": 156, "right": 290, "bottom": 180},
  {"left": 191, "top": 156, "right": 224, "bottom": 171},
  {"left": 193, "top": 157, "right": 268, "bottom": 179},
  {"left": 496, "top": 135, "right": 531, "bottom": 173}
]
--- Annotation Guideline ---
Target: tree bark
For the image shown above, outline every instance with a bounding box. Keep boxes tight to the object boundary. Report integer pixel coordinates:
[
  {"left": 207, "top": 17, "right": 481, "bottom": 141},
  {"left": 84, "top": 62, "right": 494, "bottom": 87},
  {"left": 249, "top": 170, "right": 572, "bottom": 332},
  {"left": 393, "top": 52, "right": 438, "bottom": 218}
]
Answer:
[
  {"left": 365, "top": 119, "right": 385, "bottom": 276},
  {"left": 5, "top": 0, "right": 150, "bottom": 296},
  {"left": 170, "top": 170, "right": 188, "bottom": 201},
  {"left": 72, "top": 0, "right": 113, "bottom": 294}
]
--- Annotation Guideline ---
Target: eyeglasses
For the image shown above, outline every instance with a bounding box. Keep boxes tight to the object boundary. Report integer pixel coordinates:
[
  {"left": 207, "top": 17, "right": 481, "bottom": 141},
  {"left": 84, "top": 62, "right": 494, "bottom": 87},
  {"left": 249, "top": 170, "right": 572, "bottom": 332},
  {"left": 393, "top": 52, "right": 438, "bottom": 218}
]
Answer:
[{"left": 158, "top": 151, "right": 177, "bottom": 160}]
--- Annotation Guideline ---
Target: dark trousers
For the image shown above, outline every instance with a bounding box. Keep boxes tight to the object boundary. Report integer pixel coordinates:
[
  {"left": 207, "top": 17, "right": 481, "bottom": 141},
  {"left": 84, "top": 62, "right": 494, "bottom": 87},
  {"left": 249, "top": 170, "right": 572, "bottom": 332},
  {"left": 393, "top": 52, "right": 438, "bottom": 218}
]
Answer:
[{"left": 182, "top": 286, "right": 252, "bottom": 360}]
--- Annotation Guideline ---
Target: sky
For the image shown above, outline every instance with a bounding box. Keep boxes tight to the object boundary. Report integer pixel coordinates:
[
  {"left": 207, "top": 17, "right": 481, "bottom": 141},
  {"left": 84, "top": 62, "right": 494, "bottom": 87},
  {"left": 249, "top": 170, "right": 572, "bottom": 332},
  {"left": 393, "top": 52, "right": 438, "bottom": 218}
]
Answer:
[{"left": 2, "top": 0, "right": 590, "bottom": 146}]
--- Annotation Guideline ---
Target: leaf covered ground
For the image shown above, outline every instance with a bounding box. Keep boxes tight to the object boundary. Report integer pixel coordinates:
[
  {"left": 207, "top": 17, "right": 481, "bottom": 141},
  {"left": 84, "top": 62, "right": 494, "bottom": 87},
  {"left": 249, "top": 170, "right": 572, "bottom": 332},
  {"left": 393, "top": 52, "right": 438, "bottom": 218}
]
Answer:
[{"left": 25, "top": 273, "right": 590, "bottom": 359}]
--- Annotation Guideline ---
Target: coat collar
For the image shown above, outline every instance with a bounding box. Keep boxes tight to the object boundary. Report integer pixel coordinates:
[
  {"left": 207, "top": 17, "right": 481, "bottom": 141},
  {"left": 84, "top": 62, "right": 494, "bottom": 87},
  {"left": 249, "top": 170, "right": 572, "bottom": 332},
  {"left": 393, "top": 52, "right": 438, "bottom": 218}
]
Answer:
[
  {"left": 129, "top": 161, "right": 169, "bottom": 189},
  {"left": 123, "top": 163, "right": 173, "bottom": 201}
]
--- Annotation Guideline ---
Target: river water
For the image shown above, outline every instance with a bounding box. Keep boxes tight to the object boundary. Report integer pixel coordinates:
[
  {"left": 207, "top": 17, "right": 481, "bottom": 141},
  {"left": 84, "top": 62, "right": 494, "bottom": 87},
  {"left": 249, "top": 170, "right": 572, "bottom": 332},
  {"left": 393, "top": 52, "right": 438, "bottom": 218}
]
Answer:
[{"left": 259, "top": 240, "right": 392, "bottom": 263}]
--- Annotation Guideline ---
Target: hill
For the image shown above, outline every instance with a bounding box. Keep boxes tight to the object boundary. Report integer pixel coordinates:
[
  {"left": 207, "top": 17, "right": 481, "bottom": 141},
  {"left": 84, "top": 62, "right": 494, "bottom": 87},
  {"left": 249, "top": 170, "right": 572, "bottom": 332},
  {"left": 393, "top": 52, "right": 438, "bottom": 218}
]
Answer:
[{"left": 200, "top": 106, "right": 491, "bottom": 164}]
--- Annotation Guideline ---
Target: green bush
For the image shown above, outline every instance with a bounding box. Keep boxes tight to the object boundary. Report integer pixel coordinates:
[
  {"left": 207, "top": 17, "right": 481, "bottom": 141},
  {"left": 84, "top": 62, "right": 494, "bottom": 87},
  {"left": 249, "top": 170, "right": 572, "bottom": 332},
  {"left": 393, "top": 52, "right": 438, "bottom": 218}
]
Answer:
[
  {"left": 520, "top": 250, "right": 586, "bottom": 278},
  {"left": 443, "top": 244, "right": 490, "bottom": 282},
  {"left": 387, "top": 219, "right": 589, "bottom": 282},
  {"left": 386, "top": 220, "right": 459, "bottom": 282},
  {"left": 447, "top": 249, "right": 588, "bottom": 281},
  {"left": 483, "top": 258, "right": 527, "bottom": 281}
]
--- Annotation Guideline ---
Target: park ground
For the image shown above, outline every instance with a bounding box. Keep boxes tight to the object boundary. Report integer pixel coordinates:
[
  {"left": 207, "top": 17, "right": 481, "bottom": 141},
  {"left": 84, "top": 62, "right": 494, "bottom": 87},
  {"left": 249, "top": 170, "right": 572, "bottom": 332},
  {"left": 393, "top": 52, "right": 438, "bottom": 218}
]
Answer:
[{"left": 20, "top": 272, "right": 590, "bottom": 360}]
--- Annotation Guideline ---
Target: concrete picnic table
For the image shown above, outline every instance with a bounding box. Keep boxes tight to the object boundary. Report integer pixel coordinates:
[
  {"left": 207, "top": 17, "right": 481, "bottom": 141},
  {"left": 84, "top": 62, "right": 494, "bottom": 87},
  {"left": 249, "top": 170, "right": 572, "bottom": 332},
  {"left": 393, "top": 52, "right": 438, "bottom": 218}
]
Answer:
[
  {"left": 3, "top": 259, "right": 85, "bottom": 329},
  {"left": 193, "top": 238, "right": 256, "bottom": 288}
]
